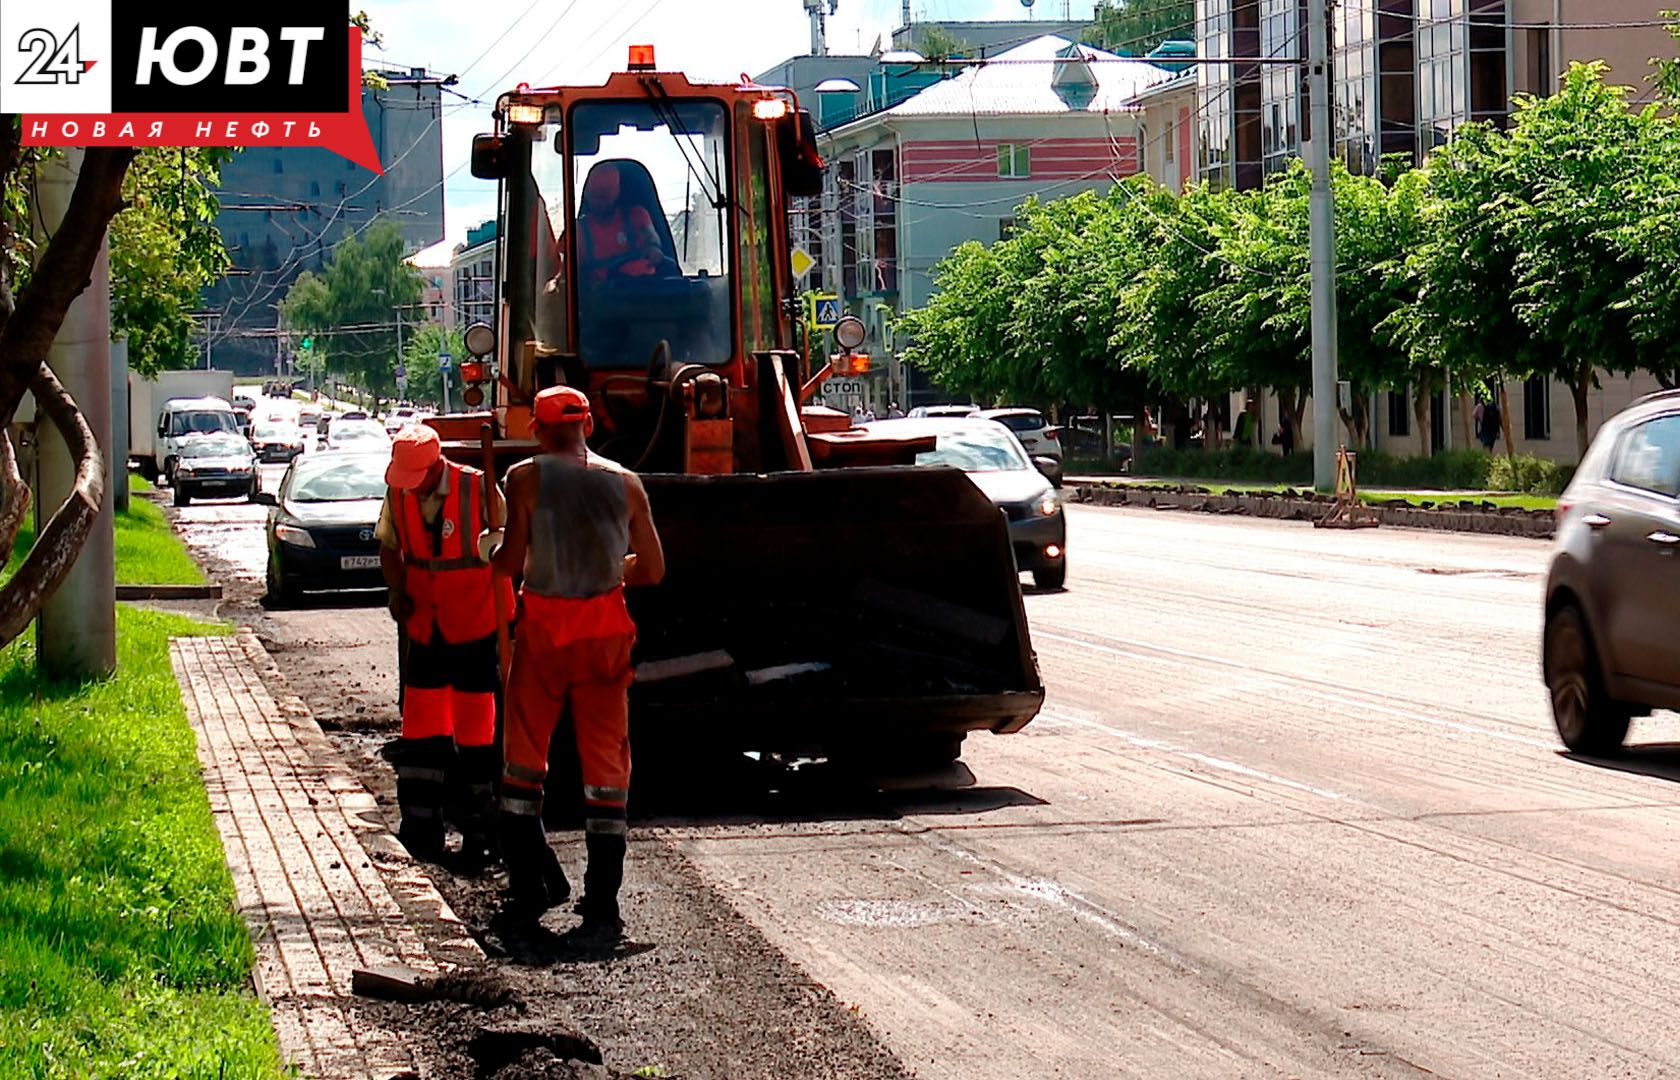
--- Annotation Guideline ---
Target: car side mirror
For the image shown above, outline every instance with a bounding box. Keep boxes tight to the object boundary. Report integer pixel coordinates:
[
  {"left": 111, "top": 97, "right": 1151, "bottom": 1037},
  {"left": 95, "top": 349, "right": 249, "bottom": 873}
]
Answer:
[
  {"left": 251, "top": 491, "right": 278, "bottom": 507},
  {"left": 1032, "top": 455, "right": 1064, "bottom": 489}
]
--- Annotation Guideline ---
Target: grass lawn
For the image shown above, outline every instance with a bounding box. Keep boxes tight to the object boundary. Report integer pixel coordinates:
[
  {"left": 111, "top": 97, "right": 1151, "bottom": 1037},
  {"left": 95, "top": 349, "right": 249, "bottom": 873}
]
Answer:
[
  {"left": 0, "top": 606, "right": 286, "bottom": 1078},
  {"left": 1360, "top": 489, "right": 1559, "bottom": 512},
  {"left": 8, "top": 476, "right": 204, "bottom": 587}
]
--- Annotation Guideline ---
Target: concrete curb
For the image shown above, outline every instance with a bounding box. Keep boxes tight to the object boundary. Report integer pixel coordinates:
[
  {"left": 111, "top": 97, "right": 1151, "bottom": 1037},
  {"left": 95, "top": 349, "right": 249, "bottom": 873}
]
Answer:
[
  {"left": 116, "top": 582, "right": 223, "bottom": 600},
  {"left": 1069, "top": 483, "right": 1556, "bottom": 540}
]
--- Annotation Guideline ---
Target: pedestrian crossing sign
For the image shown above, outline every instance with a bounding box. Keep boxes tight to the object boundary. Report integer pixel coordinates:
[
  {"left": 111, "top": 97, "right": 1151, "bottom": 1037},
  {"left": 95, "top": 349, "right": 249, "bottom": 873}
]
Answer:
[{"left": 808, "top": 293, "right": 842, "bottom": 330}]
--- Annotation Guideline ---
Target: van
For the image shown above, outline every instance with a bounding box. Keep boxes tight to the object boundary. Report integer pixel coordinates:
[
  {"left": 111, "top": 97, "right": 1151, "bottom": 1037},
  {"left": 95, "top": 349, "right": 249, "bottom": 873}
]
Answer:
[{"left": 155, "top": 396, "right": 241, "bottom": 486}]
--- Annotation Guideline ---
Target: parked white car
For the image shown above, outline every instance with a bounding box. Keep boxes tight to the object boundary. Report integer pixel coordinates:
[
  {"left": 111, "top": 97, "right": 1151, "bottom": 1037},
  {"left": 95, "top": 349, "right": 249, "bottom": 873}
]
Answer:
[
  {"left": 155, "top": 396, "right": 242, "bottom": 486},
  {"left": 977, "top": 407, "right": 1062, "bottom": 461},
  {"left": 384, "top": 406, "right": 419, "bottom": 436}
]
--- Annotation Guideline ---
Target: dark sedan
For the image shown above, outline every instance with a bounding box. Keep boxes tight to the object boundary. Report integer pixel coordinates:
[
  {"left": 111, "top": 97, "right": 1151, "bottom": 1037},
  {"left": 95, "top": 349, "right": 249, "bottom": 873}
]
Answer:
[
  {"left": 1544, "top": 389, "right": 1680, "bottom": 754},
  {"left": 257, "top": 452, "right": 388, "bottom": 604},
  {"left": 867, "top": 418, "right": 1068, "bottom": 590}
]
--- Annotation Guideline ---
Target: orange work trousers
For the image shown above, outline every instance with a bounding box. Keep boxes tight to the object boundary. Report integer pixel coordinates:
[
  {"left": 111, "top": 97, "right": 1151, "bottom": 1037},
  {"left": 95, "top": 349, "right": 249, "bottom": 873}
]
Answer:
[{"left": 503, "top": 628, "right": 635, "bottom": 834}]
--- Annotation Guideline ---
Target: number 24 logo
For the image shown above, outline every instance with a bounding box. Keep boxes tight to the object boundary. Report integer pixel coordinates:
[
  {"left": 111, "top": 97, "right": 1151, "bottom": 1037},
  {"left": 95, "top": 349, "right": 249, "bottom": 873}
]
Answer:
[{"left": 15, "top": 26, "right": 87, "bottom": 85}]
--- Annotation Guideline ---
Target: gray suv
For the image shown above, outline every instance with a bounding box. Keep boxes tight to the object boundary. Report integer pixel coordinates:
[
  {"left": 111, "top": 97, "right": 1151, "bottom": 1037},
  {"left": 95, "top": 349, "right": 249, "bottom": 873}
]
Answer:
[{"left": 1544, "top": 389, "right": 1680, "bottom": 753}]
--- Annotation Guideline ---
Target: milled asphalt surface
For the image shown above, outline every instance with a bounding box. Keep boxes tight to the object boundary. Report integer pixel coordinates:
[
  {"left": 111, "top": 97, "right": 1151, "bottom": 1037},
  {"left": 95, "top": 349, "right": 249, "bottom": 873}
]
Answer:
[{"left": 171, "top": 476, "right": 1680, "bottom": 1078}]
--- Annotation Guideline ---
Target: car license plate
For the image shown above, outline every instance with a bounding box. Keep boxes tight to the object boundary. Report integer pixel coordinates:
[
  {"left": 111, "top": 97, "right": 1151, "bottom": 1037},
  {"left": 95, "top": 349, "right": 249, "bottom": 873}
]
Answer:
[{"left": 340, "top": 555, "right": 381, "bottom": 570}]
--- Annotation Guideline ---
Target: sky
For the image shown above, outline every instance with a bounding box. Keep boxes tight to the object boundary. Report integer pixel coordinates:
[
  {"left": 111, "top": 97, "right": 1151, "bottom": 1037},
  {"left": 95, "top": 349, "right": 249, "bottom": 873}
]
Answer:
[{"left": 358, "top": 0, "right": 1099, "bottom": 265}]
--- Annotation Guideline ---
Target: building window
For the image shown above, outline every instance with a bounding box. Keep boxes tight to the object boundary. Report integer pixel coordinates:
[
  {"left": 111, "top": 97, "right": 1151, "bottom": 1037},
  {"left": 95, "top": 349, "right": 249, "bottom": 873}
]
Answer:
[
  {"left": 1387, "top": 389, "right": 1410, "bottom": 437},
  {"left": 1163, "top": 117, "right": 1175, "bottom": 164},
  {"left": 996, "top": 143, "right": 1030, "bottom": 178},
  {"left": 1523, "top": 377, "right": 1551, "bottom": 440},
  {"left": 1527, "top": 26, "right": 1552, "bottom": 95}
]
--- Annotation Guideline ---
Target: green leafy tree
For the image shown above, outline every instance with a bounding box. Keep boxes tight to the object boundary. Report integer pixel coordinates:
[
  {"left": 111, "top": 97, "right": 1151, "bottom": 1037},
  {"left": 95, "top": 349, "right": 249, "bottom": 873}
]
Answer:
[
  {"left": 1091, "top": 0, "right": 1194, "bottom": 54},
  {"left": 400, "top": 323, "right": 465, "bottom": 407},
  {"left": 110, "top": 148, "right": 232, "bottom": 375},
  {"left": 915, "top": 26, "right": 971, "bottom": 61},
  {"left": 1405, "top": 64, "right": 1670, "bottom": 459},
  {"left": 280, "top": 219, "right": 422, "bottom": 402}
]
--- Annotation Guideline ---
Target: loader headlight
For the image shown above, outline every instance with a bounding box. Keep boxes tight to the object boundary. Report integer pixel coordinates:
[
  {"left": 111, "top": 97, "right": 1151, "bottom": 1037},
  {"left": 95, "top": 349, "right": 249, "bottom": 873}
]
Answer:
[
  {"left": 833, "top": 315, "right": 866, "bottom": 351},
  {"left": 1037, "top": 493, "right": 1060, "bottom": 517}
]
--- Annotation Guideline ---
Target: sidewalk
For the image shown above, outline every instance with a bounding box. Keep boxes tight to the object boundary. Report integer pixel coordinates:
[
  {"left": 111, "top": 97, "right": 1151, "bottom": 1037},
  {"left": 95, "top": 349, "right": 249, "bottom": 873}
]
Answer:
[{"left": 172, "top": 630, "right": 484, "bottom": 1079}]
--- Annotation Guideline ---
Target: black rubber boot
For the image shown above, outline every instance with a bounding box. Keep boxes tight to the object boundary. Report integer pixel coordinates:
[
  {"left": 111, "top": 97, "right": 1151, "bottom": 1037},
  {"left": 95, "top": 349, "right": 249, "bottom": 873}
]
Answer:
[
  {"left": 495, "top": 784, "right": 569, "bottom": 922},
  {"left": 395, "top": 736, "right": 454, "bottom": 860},
  {"left": 450, "top": 745, "right": 501, "bottom": 874},
  {"left": 575, "top": 830, "right": 627, "bottom": 939}
]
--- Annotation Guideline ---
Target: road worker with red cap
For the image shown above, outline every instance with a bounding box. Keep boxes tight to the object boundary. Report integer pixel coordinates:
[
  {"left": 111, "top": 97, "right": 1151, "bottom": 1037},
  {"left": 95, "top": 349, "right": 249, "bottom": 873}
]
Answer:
[
  {"left": 485, "top": 385, "right": 664, "bottom": 937},
  {"left": 378, "top": 424, "right": 514, "bottom": 867}
]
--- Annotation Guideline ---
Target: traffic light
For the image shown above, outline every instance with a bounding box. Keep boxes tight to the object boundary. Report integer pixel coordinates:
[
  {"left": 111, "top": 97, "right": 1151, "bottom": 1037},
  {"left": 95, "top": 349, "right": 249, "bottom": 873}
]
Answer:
[{"left": 300, "top": 335, "right": 313, "bottom": 351}]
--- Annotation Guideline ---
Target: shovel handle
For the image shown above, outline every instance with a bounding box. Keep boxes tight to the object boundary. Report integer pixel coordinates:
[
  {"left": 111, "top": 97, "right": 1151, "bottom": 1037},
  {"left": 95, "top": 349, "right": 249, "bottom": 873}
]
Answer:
[{"left": 480, "top": 422, "right": 513, "bottom": 684}]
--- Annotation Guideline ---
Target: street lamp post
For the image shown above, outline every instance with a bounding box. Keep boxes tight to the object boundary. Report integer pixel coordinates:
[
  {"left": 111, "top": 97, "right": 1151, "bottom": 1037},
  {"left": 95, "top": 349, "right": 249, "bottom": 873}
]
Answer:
[{"left": 1307, "top": 0, "right": 1341, "bottom": 492}]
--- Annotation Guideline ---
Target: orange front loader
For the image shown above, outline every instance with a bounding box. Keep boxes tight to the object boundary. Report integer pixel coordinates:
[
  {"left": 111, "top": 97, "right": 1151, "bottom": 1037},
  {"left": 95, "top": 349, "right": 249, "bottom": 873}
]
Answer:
[{"left": 428, "top": 48, "right": 1042, "bottom": 767}]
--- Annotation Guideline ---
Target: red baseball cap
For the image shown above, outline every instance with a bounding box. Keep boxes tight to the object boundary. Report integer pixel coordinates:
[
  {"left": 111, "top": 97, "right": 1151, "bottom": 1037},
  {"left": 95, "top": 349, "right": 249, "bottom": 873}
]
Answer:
[
  {"left": 533, "top": 385, "right": 591, "bottom": 425},
  {"left": 385, "top": 424, "right": 441, "bottom": 490}
]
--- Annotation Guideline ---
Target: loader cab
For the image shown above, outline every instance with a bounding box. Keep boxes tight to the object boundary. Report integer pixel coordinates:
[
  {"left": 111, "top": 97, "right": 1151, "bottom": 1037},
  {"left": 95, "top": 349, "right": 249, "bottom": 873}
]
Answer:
[{"left": 480, "top": 61, "right": 820, "bottom": 411}]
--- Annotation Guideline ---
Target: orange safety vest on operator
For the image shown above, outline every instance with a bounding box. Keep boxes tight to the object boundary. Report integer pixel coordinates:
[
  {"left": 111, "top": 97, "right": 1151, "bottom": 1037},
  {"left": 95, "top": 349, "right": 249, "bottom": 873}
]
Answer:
[{"left": 393, "top": 461, "right": 513, "bottom": 646}]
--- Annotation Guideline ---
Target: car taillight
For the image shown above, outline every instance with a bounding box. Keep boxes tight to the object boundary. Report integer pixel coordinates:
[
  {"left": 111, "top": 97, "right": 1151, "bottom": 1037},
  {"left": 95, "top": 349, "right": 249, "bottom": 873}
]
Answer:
[
  {"left": 1044, "top": 429, "right": 1058, "bottom": 441},
  {"left": 1555, "top": 499, "right": 1571, "bottom": 524}
]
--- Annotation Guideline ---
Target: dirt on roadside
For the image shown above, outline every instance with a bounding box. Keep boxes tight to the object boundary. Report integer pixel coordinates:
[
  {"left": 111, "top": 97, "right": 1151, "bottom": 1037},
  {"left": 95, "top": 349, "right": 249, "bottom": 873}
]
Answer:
[{"left": 177, "top": 498, "right": 917, "bottom": 1080}]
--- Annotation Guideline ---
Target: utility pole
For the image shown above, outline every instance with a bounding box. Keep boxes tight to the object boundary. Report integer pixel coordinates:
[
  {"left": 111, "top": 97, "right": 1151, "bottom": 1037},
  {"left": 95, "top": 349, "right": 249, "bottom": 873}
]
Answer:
[
  {"left": 33, "top": 148, "right": 116, "bottom": 677},
  {"left": 1306, "top": 0, "right": 1340, "bottom": 492}
]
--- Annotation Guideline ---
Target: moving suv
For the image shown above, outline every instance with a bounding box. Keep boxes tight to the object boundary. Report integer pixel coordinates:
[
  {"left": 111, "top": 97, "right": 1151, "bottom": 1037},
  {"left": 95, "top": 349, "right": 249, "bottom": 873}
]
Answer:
[{"left": 1544, "top": 389, "right": 1680, "bottom": 753}]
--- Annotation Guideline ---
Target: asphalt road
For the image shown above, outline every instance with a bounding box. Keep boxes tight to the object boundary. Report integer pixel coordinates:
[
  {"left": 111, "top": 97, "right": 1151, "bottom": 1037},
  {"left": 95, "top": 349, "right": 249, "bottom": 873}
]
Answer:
[{"left": 172, "top": 492, "right": 1680, "bottom": 1078}]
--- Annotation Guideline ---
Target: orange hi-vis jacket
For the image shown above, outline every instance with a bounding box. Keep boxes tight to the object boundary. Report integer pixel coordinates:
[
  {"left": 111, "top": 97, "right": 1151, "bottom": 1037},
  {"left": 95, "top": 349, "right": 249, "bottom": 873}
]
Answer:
[{"left": 392, "top": 460, "right": 514, "bottom": 646}]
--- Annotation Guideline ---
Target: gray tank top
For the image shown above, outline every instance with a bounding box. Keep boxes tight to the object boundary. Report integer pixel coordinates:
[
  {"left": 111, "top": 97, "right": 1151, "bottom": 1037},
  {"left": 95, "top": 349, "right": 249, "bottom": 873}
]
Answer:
[{"left": 523, "top": 455, "right": 630, "bottom": 599}]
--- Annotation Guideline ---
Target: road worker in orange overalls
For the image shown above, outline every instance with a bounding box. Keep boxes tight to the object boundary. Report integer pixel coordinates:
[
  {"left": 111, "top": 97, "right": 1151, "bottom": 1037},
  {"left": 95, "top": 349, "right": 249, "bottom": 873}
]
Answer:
[
  {"left": 379, "top": 424, "right": 514, "bottom": 867},
  {"left": 483, "top": 385, "right": 664, "bottom": 937}
]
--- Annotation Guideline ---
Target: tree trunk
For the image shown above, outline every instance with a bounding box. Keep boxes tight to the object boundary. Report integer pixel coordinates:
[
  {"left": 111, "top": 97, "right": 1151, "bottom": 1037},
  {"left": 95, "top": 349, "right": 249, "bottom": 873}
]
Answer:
[
  {"left": 1412, "top": 381, "right": 1433, "bottom": 458},
  {"left": 0, "top": 428, "right": 29, "bottom": 561},
  {"left": 1287, "top": 387, "right": 1307, "bottom": 451},
  {"left": 0, "top": 144, "right": 135, "bottom": 649},
  {"left": 0, "top": 365, "right": 103, "bottom": 648},
  {"left": 0, "top": 146, "right": 134, "bottom": 422},
  {"left": 1498, "top": 381, "right": 1516, "bottom": 458},
  {"left": 1572, "top": 361, "right": 1593, "bottom": 460}
]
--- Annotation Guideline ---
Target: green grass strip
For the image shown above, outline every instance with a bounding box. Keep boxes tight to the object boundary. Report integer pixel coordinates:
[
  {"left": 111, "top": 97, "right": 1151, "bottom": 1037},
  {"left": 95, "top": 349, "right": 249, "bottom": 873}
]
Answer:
[
  {"left": 8, "top": 476, "right": 204, "bottom": 587},
  {"left": 0, "top": 607, "right": 287, "bottom": 1079}
]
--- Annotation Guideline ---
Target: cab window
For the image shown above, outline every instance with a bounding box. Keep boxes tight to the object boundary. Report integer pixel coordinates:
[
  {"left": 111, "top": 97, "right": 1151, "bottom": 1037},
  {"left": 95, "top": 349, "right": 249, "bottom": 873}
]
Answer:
[
  {"left": 1610, "top": 414, "right": 1680, "bottom": 497},
  {"left": 565, "top": 99, "right": 732, "bottom": 368}
]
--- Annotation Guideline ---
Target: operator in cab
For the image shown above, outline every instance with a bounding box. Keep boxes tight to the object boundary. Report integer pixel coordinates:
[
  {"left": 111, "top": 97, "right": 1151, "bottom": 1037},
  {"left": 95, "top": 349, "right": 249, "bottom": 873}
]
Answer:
[
  {"left": 378, "top": 425, "right": 514, "bottom": 870},
  {"left": 485, "top": 385, "right": 665, "bottom": 940},
  {"left": 577, "top": 162, "right": 667, "bottom": 281}
]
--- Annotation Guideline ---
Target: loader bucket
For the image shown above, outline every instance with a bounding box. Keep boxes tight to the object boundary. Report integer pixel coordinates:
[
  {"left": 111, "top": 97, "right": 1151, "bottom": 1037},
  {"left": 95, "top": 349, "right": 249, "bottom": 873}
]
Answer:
[{"left": 626, "top": 465, "right": 1044, "bottom": 758}]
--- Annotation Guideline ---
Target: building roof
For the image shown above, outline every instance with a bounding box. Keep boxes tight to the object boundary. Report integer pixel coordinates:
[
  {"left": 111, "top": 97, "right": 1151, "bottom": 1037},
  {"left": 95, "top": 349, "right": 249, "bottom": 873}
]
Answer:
[
  {"left": 1130, "top": 68, "right": 1196, "bottom": 105},
  {"left": 867, "top": 35, "right": 1173, "bottom": 121}
]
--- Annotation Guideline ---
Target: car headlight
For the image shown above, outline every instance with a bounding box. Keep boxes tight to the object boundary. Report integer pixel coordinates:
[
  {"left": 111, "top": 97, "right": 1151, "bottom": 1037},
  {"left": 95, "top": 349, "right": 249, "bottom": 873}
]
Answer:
[
  {"left": 1037, "top": 492, "right": 1060, "bottom": 517},
  {"left": 274, "top": 523, "right": 315, "bottom": 548}
]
